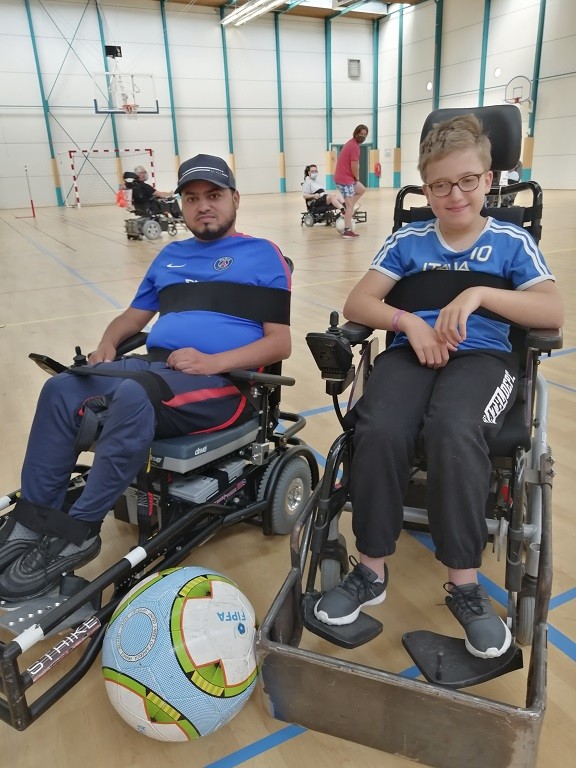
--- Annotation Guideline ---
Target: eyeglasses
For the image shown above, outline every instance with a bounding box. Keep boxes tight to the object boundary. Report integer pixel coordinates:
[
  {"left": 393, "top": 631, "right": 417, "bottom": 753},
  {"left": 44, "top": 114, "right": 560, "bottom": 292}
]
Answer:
[{"left": 426, "top": 172, "right": 486, "bottom": 198}]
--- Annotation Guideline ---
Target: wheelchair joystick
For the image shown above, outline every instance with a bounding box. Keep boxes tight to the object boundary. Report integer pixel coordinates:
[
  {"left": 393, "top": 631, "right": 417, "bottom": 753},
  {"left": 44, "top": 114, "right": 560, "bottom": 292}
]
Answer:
[
  {"left": 327, "top": 311, "right": 343, "bottom": 336},
  {"left": 72, "top": 346, "right": 88, "bottom": 367}
]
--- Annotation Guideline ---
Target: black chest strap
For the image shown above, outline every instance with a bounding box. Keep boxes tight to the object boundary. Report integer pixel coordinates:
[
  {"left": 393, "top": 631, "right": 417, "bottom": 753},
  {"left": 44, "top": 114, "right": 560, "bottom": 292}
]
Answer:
[{"left": 158, "top": 282, "right": 290, "bottom": 325}]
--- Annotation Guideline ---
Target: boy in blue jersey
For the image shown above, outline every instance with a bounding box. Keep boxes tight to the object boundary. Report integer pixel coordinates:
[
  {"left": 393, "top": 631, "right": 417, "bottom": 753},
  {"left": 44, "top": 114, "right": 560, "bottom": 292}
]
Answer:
[
  {"left": 314, "top": 115, "right": 563, "bottom": 658},
  {"left": 0, "top": 154, "right": 291, "bottom": 601}
]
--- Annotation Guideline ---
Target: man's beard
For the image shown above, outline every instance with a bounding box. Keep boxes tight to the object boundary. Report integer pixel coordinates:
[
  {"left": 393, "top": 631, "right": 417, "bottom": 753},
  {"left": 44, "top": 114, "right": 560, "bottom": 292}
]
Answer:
[{"left": 189, "top": 214, "right": 236, "bottom": 241}]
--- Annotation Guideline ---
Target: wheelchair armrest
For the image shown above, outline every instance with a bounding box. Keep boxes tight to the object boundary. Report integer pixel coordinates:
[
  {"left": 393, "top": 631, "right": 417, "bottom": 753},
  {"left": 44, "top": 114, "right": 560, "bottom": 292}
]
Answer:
[
  {"left": 115, "top": 332, "right": 149, "bottom": 357},
  {"left": 340, "top": 321, "right": 374, "bottom": 345},
  {"left": 228, "top": 369, "right": 295, "bottom": 388},
  {"left": 526, "top": 327, "right": 563, "bottom": 353}
]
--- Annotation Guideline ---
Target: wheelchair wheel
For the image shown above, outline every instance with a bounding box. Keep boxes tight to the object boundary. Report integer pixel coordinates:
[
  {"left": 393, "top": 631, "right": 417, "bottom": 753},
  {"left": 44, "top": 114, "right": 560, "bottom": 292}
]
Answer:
[
  {"left": 259, "top": 456, "right": 312, "bottom": 535},
  {"left": 320, "top": 533, "right": 348, "bottom": 592},
  {"left": 167, "top": 222, "right": 177, "bottom": 236},
  {"left": 302, "top": 214, "right": 315, "bottom": 228},
  {"left": 141, "top": 219, "right": 163, "bottom": 240},
  {"left": 516, "top": 593, "right": 535, "bottom": 646}
]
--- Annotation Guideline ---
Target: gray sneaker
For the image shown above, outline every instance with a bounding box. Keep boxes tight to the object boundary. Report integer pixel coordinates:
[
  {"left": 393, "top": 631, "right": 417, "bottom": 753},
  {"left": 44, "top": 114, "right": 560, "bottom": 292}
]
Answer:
[
  {"left": 0, "top": 517, "right": 41, "bottom": 572},
  {"left": 0, "top": 533, "right": 101, "bottom": 601},
  {"left": 444, "top": 582, "right": 512, "bottom": 659},
  {"left": 314, "top": 557, "right": 387, "bottom": 626}
]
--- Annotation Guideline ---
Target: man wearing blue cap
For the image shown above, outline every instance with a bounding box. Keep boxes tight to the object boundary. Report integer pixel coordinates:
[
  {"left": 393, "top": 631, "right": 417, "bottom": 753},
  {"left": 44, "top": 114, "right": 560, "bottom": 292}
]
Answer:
[{"left": 0, "top": 155, "right": 292, "bottom": 600}]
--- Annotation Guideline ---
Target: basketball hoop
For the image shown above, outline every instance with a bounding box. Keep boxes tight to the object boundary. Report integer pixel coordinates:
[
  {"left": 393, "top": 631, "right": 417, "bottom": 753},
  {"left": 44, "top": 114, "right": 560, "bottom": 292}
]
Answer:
[
  {"left": 504, "top": 75, "right": 532, "bottom": 106},
  {"left": 121, "top": 103, "right": 139, "bottom": 119}
]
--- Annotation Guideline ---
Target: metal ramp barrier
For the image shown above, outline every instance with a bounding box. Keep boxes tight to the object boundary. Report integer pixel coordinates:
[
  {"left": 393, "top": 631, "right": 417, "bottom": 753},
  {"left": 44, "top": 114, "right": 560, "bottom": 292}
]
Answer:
[{"left": 256, "top": 453, "right": 553, "bottom": 768}]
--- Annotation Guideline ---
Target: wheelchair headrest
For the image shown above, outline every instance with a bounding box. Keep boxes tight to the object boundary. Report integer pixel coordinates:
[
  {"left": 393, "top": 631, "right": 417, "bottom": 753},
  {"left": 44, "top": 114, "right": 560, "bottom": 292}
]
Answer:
[
  {"left": 123, "top": 171, "right": 139, "bottom": 188},
  {"left": 420, "top": 105, "right": 521, "bottom": 172}
]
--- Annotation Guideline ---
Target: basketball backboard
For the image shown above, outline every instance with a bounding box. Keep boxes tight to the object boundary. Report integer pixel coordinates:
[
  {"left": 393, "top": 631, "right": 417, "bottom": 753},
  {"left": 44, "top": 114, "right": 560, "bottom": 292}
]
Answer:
[{"left": 93, "top": 70, "right": 159, "bottom": 115}]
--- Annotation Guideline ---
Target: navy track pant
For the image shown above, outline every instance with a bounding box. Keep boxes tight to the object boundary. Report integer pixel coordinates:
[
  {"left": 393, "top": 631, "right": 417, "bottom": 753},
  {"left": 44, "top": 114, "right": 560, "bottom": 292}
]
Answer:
[{"left": 20, "top": 358, "right": 246, "bottom": 524}]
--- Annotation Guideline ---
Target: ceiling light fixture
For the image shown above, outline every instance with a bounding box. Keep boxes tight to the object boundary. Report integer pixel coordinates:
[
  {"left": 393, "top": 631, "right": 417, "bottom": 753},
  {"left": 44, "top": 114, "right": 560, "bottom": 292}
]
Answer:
[{"left": 221, "top": 0, "right": 287, "bottom": 27}]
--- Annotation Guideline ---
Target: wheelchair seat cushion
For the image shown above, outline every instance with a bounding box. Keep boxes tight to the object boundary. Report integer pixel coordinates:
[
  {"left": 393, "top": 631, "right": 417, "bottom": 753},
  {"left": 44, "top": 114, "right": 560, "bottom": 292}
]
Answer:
[{"left": 150, "top": 416, "right": 261, "bottom": 473}]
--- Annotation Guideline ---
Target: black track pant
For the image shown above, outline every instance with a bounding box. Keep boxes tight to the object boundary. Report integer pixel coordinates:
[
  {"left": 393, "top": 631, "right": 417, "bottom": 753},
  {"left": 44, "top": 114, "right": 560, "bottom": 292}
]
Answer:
[{"left": 350, "top": 347, "right": 519, "bottom": 570}]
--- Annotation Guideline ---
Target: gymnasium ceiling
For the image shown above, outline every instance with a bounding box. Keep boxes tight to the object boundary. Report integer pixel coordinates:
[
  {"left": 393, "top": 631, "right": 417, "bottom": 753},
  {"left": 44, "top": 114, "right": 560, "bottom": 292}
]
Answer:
[{"left": 155, "top": 1, "right": 425, "bottom": 24}]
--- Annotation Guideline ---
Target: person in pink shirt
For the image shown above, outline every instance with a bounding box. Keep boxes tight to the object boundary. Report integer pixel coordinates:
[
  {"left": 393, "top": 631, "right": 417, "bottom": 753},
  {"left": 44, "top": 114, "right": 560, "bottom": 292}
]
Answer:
[{"left": 334, "top": 124, "right": 368, "bottom": 238}]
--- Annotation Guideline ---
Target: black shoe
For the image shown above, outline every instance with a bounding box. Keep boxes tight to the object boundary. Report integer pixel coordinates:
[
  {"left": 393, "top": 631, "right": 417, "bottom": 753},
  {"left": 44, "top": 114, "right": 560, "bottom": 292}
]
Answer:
[
  {"left": 0, "top": 533, "right": 101, "bottom": 601},
  {"left": 0, "top": 517, "right": 41, "bottom": 572},
  {"left": 314, "top": 557, "right": 388, "bottom": 626},
  {"left": 444, "top": 582, "right": 512, "bottom": 659}
]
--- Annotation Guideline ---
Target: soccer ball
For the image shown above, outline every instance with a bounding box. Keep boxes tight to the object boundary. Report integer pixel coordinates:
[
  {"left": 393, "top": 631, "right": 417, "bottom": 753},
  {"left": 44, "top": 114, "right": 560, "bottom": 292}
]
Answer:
[
  {"left": 101, "top": 566, "right": 258, "bottom": 741},
  {"left": 335, "top": 216, "right": 355, "bottom": 234}
]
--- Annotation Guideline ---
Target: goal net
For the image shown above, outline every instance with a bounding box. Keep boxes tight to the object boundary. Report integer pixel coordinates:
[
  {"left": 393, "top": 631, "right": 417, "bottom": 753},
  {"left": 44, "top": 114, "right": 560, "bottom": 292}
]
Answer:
[{"left": 59, "top": 148, "right": 154, "bottom": 207}]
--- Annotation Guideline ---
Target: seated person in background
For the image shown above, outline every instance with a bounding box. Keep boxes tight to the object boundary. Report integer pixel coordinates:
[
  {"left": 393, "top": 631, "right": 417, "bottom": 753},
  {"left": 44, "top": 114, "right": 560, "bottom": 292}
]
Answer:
[
  {"left": 0, "top": 153, "right": 291, "bottom": 602},
  {"left": 302, "top": 164, "right": 345, "bottom": 214},
  {"left": 130, "top": 165, "right": 183, "bottom": 219},
  {"left": 314, "top": 114, "right": 563, "bottom": 659}
]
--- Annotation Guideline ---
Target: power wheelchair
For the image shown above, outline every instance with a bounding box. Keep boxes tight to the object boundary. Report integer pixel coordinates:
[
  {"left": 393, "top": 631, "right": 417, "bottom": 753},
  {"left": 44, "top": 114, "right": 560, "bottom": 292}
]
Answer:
[
  {"left": 0, "top": 274, "right": 319, "bottom": 731},
  {"left": 122, "top": 172, "right": 187, "bottom": 241},
  {"left": 301, "top": 201, "right": 367, "bottom": 232},
  {"left": 257, "top": 106, "right": 562, "bottom": 768}
]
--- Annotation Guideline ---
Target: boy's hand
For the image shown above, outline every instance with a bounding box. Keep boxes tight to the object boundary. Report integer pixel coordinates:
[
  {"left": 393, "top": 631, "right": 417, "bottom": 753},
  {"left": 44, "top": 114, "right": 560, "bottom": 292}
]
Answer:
[
  {"left": 402, "top": 314, "right": 456, "bottom": 368},
  {"left": 167, "top": 348, "right": 220, "bottom": 375},
  {"left": 434, "top": 287, "right": 483, "bottom": 346}
]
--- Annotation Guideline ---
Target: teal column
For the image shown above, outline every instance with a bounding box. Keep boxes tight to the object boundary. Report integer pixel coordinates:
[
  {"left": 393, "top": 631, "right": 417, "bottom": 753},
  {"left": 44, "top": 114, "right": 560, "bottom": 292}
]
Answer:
[
  {"left": 160, "top": 0, "right": 180, "bottom": 171},
  {"left": 24, "top": 0, "right": 64, "bottom": 205},
  {"left": 274, "top": 13, "right": 286, "bottom": 193},
  {"left": 325, "top": 18, "right": 334, "bottom": 190},
  {"left": 394, "top": 7, "right": 404, "bottom": 189},
  {"left": 433, "top": 0, "right": 443, "bottom": 110},
  {"left": 369, "top": 19, "right": 380, "bottom": 189},
  {"left": 219, "top": 7, "right": 235, "bottom": 166},
  {"left": 478, "top": 0, "right": 491, "bottom": 106},
  {"left": 95, "top": 1, "right": 121, "bottom": 186},
  {"left": 523, "top": 0, "right": 547, "bottom": 180}
]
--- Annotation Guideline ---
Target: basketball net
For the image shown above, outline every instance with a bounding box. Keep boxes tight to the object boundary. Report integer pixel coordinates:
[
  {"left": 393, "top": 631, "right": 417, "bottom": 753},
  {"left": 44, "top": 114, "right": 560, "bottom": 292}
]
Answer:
[{"left": 121, "top": 103, "right": 139, "bottom": 120}]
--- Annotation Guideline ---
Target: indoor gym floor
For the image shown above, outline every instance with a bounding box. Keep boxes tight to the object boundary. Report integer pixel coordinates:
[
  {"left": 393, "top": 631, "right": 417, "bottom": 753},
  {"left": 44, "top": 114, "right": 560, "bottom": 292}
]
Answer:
[{"left": 0, "top": 186, "right": 574, "bottom": 768}]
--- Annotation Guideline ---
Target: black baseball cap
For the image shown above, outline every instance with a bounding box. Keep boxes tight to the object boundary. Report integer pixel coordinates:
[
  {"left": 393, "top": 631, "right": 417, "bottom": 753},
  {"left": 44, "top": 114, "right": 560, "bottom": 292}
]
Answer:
[{"left": 175, "top": 154, "right": 236, "bottom": 194}]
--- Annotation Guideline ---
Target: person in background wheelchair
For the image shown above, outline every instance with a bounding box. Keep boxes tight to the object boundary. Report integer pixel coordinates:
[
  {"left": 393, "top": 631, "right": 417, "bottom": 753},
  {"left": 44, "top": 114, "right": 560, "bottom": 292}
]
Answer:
[
  {"left": 302, "top": 164, "right": 345, "bottom": 217},
  {"left": 313, "top": 114, "right": 563, "bottom": 659},
  {"left": 0, "top": 154, "right": 291, "bottom": 602},
  {"left": 130, "top": 165, "right": 183, "bottom": 219}
]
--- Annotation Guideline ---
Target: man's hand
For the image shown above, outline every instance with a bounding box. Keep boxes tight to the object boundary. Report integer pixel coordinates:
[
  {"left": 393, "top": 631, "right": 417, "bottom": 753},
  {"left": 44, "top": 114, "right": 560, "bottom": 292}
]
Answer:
[
  {"left": 402, "top": 314, "right": 457, "bottom": 368},
  {"left": 434, "top": 287, "right": 484, "bottom": 347},
  {"left": 88, "top": 344, "right": 117, "bottom": 364},
  {"left": 167, "top": 348, "right": 221, "bottom": 375}
]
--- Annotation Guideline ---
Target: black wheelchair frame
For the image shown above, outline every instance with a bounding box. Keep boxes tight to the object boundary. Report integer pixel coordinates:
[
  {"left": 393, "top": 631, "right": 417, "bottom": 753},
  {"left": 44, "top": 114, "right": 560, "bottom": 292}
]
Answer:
[
  {"left": 256, "top": 105, "right": 562, "bottom": 768},
  {"left": 300, "top": 203, "right": 368, "bottom": 230},
  {"left": 0, "top": 338, "right": 319, "bottom": 731},
  {"left": 124, "top": 200, "right": 187, "bottom": 242}
]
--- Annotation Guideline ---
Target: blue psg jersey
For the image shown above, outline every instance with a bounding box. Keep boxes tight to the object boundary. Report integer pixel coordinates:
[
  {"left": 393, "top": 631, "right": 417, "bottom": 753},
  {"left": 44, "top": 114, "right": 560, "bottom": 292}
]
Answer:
[
  {"left": 131, "top": 233, "right": 291, "bottom": 354},
  {"left": 370, "top": 217, "right": 555, "bottom": 352}
]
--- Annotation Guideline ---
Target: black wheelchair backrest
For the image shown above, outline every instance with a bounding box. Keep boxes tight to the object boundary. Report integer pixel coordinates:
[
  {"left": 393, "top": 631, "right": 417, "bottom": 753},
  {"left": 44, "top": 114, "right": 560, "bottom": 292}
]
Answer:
[
  {"left": 420, "top": 104, "right": 521, "bottom": 172},
  {"left": 394, "top": 105, "right": 542, "bottom": 244}
]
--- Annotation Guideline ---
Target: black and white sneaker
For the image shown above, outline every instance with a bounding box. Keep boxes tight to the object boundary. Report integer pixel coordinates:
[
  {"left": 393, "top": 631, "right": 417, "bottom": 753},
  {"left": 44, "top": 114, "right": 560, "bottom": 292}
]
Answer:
[
  {"left": 314, "top": 557, "right": 388, "bottom": 626},
  {"left": 444, "top": 582, "right": 512, "bottom": 659},
  {"left": 0, "top": 533, "right": 101, "bottom": 601},
  {"left": 0, "top": 517, "right": 41, "bottom": 572}
]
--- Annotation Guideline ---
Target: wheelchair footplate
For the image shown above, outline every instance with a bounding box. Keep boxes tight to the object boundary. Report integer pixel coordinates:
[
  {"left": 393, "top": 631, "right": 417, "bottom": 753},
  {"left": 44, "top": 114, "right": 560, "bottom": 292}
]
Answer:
[
  {"left": 402, "top": 630, "right": 523, "bottom": 688},
  {"left": 301, "top": 590, "right": 383, "bottom": 649},
  {"left": 0, "top": 575, "right": 100, "bottom": 638}
]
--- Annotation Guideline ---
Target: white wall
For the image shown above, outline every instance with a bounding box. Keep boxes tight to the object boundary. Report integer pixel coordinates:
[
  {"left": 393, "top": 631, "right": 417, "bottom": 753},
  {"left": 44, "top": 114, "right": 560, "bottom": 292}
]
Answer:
[{"left": 1, "top": 0, "right": 576, "bottom": 208}]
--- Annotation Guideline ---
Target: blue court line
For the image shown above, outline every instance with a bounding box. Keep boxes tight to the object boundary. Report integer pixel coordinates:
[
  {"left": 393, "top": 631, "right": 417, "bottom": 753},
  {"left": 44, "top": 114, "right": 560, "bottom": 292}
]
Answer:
[
  {"left": 548, "top": 380, "right": 576, "bottom": 394},
  {"left": 203, "top": 724, "right": 307, "bottom": 767},
  {"left": 15, "top": 227, "right": 124, "bottom": 309},
  {"left": 547, "top": 625, "right": 576, "bottom": 660},
  {"left": 203, "top": 664, "right": 421, "bottom": 767},
  {"left": 550, "top": 586, "right": 576, "bottom": 610}
]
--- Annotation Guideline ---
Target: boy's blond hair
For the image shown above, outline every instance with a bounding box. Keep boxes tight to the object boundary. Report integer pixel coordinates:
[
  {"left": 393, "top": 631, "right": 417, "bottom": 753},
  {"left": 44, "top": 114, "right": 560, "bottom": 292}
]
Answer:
[{"left": 418, "top": 114, "right": 492, "bottom": 180}]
